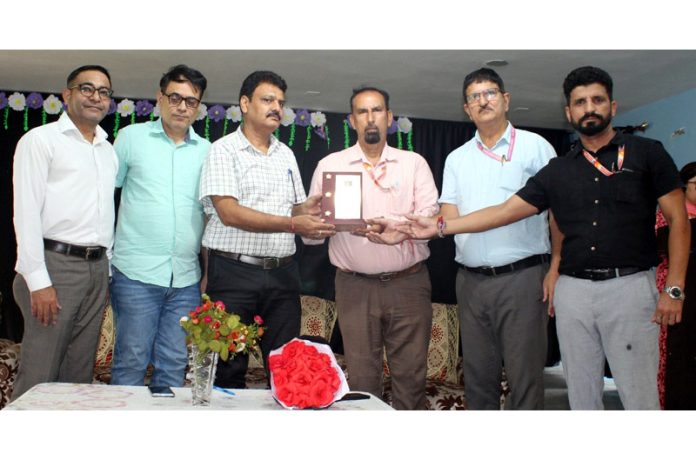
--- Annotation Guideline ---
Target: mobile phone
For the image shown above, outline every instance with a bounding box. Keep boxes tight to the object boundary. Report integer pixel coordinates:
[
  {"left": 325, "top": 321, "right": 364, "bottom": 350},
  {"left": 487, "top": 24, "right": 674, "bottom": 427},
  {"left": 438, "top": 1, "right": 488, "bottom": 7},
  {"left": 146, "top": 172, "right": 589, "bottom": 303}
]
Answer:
[{"left": 148, "top": 385, "right": 175, "bottom": 397}]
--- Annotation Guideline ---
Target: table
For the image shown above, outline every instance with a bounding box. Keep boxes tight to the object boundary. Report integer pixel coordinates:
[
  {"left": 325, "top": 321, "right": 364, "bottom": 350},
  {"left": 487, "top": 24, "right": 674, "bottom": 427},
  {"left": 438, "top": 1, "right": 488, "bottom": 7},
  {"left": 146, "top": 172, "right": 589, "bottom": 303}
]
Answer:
[{"left": 4, "top": 383, "right": 393, "bottom": 410}]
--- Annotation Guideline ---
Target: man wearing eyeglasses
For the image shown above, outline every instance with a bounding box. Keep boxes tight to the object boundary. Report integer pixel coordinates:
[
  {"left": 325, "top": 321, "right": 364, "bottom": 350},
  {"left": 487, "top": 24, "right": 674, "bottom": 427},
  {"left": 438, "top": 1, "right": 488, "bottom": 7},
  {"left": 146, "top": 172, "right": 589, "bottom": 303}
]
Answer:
[
  {"left": 439, "top": 68, "right": 557, "bottom": 410},
  {"left": 11, "top": 65, "right": 117, "bottom": 400},
  {"left": 199, "top": 70, "right": 334, "bottom": 389},
  {"left": 109, "top": 65, "right": 211, "bottom": 388}
]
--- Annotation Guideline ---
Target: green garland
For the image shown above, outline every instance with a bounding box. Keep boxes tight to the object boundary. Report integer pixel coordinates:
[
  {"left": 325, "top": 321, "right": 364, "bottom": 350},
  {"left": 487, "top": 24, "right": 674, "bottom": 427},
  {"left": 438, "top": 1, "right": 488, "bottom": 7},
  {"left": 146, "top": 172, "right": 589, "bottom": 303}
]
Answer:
[
  {"left": 223, "top": 118, "right": 229, "bottom": 137},
  {"left": 23, "top": 107, "right": 29, "bottom": 132},
  {"left": 274, "top": 128, "right": 280, "bottom": 139},
  {"left": 42, "top": 109, "right": 47, "bottom": 125},
  {"left": 150, "top": 112, "right": 155, "bottom": 122},
  {"left": 343, "top": 120, "right": 350, "bottom": 149},
  {"left": 3, "top": 107, "right": 8, "bottom": 130},
  {"left": 204, "top": 117, "right": 210, "bottom": 140},
  {"left": 130, "top": 112, "right": 135, "bottom": 125},
  {"left": 397, "top": 131, "right": 403, "bottom": 149},
  {"left": 407, "top": 131, "right": 414, "bottom": 151},
  {"left": 288, "top": 123, "right": 296, "bottom": 147},
  {"left": 113, "top": 113, "right": 120, "bottom": 138},
  {"left": 305, "top": 125, "right": 311, "bottom": 152},
  {"left": 324, "top": 125, "right": 330, "bottom": 148}
]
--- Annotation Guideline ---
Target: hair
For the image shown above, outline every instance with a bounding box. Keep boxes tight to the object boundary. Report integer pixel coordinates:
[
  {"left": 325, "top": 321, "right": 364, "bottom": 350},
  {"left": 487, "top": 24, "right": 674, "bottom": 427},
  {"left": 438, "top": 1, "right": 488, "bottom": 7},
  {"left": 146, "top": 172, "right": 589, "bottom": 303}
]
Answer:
[
  {"left": 238, "top": 70, "right": 287, "bottom": 102},
  {"left": 349, "top": 86, "right": 390, "bottom": 112},
  {"left": 563, "top": 66, "right": 613, "bottom": 104},
  {"left": 462, "top": 67, "right": 505, "bottom": 98},
  {"left": 66, "top": 65, "right": 112, "bottom": 87},
  {"left": 680, "top": 161, "right": 696, "bottom": 185},
  {"left": 159, "top": 64, "right": 207, "bottom": 97}
]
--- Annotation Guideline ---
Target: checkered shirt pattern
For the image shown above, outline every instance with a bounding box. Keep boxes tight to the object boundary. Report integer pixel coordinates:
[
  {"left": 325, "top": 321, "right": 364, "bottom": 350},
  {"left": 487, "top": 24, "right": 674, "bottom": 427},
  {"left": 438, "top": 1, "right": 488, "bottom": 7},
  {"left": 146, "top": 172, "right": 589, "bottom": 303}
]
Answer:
[{"left": 199, "top": 127, "right": 306, "bottom": 257}]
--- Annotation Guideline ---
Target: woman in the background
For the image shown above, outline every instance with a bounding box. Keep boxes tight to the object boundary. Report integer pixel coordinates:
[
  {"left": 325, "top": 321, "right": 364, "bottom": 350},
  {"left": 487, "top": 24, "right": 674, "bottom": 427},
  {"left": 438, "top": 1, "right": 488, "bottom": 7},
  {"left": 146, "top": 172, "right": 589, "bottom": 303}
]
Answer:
[{"left": 656, "top": 161, "right": 696, "bottom": 409}]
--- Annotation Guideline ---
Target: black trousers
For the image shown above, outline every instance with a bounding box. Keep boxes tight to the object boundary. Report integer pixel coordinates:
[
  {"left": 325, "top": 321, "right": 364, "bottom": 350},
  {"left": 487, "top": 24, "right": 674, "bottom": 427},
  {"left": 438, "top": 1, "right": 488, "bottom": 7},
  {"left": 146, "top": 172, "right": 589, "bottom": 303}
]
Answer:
[{"left": 206, "top": 252, "right": 301, "bottom": 388}]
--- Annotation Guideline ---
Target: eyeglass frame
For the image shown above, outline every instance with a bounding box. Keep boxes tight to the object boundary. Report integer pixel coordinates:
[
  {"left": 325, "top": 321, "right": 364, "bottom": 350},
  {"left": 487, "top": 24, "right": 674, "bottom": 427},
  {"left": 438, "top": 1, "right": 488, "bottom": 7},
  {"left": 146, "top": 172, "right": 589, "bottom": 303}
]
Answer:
[
  {"left": 69, "top": 83, "right": 114, "bottom": 99},
  {"left": 465, "top": 87, "right": 505, "bottom": 105},
  {"left": 162, "top": 91, "right": 201, "bottom": 109}
]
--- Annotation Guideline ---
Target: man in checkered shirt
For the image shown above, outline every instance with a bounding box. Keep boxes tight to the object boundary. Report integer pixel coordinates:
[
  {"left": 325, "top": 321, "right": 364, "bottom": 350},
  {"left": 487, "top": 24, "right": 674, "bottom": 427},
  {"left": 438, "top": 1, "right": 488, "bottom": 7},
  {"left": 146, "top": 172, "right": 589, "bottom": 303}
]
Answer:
[{"left": 199, "top": 70, "right": 335, "bottom": 388}]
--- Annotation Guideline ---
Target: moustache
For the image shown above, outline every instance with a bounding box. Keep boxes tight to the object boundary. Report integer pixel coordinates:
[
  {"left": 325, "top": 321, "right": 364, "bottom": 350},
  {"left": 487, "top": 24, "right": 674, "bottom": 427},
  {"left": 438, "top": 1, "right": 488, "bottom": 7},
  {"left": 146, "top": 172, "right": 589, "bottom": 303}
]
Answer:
[
  {"left": 266, "top": 111, "right": 281, "bottom": 120},
  {"left": 580, "top": 112, "right": 604, "bottom": 124}
]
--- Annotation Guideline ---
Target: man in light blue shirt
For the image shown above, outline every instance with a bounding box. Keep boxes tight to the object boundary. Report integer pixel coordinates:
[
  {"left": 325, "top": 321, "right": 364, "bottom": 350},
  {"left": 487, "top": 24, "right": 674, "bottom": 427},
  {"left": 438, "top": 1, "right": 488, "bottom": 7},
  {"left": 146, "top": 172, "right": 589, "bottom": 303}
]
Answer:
[
  {"left": 439, "top": 68, "right": 557, "bottom": 409},
  {"left": 110, "top": 65, "right": 211, "bottom": 387}
]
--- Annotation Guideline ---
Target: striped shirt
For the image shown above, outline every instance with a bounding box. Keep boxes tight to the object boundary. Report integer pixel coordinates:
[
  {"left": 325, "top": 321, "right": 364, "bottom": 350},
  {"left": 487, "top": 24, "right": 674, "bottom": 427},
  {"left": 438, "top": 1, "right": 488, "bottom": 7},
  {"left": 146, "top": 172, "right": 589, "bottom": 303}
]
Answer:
[{"left": 199, "top": 127, "right": 306, "bottom": 257}]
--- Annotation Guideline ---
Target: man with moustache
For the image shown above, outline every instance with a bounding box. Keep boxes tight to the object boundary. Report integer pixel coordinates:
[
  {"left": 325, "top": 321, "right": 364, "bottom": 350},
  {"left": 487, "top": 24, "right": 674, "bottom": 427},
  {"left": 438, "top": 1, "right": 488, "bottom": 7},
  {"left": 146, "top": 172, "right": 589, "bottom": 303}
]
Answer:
[
  {"left": 200, "top": 70, "right": 334, "bottom": 388},
  {"left": 12, "top": 65, "right": 117, "bottom": 400},
  {"left": 394, "top": 66, "right": 690, "bottom": 410},
  {"left": 109, "top": 65, "right": 210, "bottom": 387},
  {"left": 305, "top": 86, "right": 439, "bottom": 409}
]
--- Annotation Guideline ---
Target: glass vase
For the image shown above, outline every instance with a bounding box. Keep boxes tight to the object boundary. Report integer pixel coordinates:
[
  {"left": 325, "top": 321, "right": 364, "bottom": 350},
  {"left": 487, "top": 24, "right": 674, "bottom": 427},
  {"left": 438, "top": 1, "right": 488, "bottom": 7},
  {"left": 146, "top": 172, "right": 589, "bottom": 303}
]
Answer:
[{"left": 191, "top": 344, "right": 219, "bottom": 407}]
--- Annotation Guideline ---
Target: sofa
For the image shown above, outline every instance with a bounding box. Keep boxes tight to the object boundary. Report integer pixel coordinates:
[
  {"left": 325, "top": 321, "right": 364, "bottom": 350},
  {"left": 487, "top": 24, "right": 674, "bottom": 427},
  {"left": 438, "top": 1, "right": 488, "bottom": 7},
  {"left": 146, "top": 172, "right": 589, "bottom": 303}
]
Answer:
[{"left": 0, "top": 296, "right": 468, "bottom": 410}]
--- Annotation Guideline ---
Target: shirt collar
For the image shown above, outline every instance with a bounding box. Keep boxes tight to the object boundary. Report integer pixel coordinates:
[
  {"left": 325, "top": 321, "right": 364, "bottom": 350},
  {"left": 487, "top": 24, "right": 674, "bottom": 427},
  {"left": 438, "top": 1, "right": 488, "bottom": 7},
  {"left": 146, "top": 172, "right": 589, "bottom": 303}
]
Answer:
[
  {"left": 474, "top": 121, "right": 513, "bottom": 149},
  {"left": 346, "top": 143, "right": 397, "bottom": 165},
  {"left": 234, "top": 125, "right": 281, "bottom": 155},
  {"left": 58, "top": 111, "right": 109, "bottom": 144},
  {"left": 151, "top": 117, "right": 198, "bottom": 144},
  {"left": 569, "top": 129, "right": 624, "bottom": 158}
]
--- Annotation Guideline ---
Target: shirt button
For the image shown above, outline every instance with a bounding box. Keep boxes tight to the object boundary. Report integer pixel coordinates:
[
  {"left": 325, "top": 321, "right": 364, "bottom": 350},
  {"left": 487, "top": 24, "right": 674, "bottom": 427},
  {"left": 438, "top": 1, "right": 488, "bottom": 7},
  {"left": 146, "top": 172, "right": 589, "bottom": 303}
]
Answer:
[
  {"left": 594, "top": 199, "right": 599, "bottom": 204},
  {"left": 594, "top": 177, "right": 600, "bottom": 182},
  {"left": 592, "top": 221, "right": 597, "bottom": 226},
  {"left": 590, "top": 246, "right": 596, "bottom": 251}
]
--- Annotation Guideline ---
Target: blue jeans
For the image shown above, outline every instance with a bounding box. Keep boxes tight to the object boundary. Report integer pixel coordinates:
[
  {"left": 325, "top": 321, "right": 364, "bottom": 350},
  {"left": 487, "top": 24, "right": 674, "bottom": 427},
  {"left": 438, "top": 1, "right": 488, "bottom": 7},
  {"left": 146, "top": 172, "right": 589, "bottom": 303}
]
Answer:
[{"left": 110, "top": 266, "right": 200, "bottom": 387}]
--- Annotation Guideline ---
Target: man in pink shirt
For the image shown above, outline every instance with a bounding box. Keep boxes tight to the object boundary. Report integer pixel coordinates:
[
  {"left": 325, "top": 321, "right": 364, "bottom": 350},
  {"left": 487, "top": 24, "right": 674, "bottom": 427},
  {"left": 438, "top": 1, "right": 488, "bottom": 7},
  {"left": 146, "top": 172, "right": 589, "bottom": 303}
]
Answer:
[{"left": 306, "top": 87, "right": 439, "bottom": 409}]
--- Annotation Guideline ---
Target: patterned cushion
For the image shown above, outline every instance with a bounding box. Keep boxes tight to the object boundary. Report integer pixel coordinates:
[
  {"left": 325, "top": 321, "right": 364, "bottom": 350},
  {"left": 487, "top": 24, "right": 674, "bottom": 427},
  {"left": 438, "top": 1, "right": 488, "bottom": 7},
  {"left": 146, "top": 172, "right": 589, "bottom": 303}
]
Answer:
[
  {"left": 94, "top": 304, "right": 115, "bottom": 371},
  {"left": 383, "top": 303, "right": 460, "bottom": 384},
  {"left": 0, "top": 339, "right": 21, "bottom": 409}
]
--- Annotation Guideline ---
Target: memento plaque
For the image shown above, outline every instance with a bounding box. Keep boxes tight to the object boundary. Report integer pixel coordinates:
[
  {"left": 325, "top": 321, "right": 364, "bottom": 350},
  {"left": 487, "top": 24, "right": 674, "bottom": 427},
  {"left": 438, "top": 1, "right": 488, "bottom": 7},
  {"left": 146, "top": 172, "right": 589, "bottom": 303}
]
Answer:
[{"left": 321, "top": 172, "right": 365, "bottom": 231}]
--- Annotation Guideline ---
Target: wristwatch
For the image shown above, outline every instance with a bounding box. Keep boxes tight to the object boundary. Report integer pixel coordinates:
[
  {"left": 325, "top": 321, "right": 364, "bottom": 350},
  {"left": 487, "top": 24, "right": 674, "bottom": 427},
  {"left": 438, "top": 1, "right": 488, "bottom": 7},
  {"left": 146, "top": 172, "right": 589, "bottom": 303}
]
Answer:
[{"left": 663, "top": 285, "right": 686, "bottom": 301}]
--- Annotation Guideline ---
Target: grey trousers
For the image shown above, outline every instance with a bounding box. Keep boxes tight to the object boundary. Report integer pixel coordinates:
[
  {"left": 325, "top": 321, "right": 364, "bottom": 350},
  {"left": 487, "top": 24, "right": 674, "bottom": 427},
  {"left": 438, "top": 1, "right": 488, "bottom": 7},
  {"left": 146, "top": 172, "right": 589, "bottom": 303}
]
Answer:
[
  {"left": 456, "top": 263, "right": 548, "bottom": 410},
  {"left": 554, "top": 271, "right": 660, "bottom": 410},
  {"left": 335, "top": 265, "right": 432, "bottom": 410},
  {"left": 11, "top": 250, "right": 109, "bottom": 401}
]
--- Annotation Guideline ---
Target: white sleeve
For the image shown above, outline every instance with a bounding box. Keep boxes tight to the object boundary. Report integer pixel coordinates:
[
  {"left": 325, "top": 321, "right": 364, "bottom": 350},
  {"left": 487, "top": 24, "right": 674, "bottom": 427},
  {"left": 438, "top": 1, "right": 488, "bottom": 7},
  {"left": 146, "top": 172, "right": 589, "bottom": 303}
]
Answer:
[{"left": 13, "top": 131, "right": 53, "bottom": 291}]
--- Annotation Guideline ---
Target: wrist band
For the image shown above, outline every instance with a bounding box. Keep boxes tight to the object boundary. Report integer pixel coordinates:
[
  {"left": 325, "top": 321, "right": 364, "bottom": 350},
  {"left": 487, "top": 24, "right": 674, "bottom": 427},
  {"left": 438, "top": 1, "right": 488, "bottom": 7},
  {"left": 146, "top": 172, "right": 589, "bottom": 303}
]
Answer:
[
  {"left": 436, "top": 215, "right": 446, "bottom": 238},
  {"left": 290, "top": 216, "right": 296, "bottom": 233}
]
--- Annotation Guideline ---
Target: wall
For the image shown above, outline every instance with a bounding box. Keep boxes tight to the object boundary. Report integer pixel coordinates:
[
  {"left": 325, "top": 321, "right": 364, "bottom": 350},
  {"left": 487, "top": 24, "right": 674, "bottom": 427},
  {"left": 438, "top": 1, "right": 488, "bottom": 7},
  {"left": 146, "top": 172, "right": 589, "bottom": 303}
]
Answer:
[{"left": 614, "top": 87, "right": 696, "bottom": 169}]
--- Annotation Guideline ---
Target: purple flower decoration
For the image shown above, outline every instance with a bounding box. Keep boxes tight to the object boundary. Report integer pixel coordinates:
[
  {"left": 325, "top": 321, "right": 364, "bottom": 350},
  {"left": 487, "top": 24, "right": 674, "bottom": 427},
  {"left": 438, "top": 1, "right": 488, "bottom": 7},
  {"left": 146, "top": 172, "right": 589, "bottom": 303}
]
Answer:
[
  {"left": 295, "top": 109, "right": 311, "bottom": 127},
  {"left": 208, "top": 104, "right": 226, "bottom": 122},
  {"left": 107, "top": 99, "right": 117, "bottom": 115},
  {"left": 135, "top": 100, "right": 154, "bottom": 117},
  {"left": 0, "top": 92, "right": 7, "bottom": 110},
  {"left": 26, "top": 92, "right": 44, "bottom": 110},
  {"left": 387, "top": 118, "right": 398, "bottom": 135}
]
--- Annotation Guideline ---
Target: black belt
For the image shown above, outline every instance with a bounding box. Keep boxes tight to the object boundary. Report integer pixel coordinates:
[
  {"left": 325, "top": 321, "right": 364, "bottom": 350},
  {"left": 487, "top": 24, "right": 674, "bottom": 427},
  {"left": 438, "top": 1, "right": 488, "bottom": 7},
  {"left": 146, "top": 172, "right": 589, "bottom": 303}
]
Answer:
[
  {"left": 459, "top": 254, "right": 549, "bottom": 277},
  {"left": 341, "top": 262, "right": 423, "bottom": 282},
  {"left": 211, "top": 249, "right": 293, "bottom": 270},
  {"left": 567, "top": 267, "right": 647, "bottom": 281},
  {"left": 43, "top": 238, "right": 105, "bottom": 261}
]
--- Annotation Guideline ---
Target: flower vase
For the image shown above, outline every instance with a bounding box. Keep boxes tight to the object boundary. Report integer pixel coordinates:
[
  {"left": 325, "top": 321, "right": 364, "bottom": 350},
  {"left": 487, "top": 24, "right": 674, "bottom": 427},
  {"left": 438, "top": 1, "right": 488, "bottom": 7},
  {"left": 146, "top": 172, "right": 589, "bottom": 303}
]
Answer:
[{"left": 191, "top": 344, "right": 219, "bottom": 407}]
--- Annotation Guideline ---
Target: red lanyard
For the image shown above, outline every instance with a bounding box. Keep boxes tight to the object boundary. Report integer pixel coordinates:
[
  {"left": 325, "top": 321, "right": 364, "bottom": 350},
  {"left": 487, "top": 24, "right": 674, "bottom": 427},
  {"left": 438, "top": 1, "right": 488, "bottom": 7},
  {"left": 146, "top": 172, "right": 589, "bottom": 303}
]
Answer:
[
  {"left": 476, "top": 126, "right": 516, "bottom": 165},
  {"left": 363, "top": 160, "right": 388, "bottom": 189},
  {"left": 583, "top": 145, "right": 625, "bottom": 177}
]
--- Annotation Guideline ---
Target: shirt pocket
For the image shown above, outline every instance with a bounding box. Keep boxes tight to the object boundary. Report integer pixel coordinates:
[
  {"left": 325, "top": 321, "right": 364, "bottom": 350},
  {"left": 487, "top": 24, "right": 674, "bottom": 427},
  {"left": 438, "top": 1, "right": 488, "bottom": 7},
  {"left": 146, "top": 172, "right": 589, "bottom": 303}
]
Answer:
[{"left": 497, "top": 163, "right": 526, "bottom": 193}]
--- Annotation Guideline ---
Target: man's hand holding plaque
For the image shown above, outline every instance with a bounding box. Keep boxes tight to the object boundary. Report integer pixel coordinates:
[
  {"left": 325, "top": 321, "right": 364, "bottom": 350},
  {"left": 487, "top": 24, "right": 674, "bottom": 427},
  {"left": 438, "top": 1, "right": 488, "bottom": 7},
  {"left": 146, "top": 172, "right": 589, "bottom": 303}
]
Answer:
[{"left": 321, "top": 171, "right": 366, "bottom": 231}]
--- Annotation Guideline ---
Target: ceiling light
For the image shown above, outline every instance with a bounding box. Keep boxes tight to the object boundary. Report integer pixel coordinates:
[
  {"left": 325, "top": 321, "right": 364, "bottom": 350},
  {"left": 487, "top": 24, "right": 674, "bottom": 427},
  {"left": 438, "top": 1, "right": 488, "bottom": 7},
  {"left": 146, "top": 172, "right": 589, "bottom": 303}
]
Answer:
[
  {"left": 305, "top": 90, "right": 321, "bottom": 95},
  {"left": 513, "top": 107, "right": 530, "bottom": 112},
  {"left": 484, "top": 59, "right": 508, "bottom": 67}
]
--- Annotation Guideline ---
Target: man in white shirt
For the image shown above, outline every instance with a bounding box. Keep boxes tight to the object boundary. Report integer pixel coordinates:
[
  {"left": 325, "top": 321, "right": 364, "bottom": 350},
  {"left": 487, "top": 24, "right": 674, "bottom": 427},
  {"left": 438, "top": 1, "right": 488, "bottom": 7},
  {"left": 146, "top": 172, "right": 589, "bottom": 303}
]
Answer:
[{"left": 11, "top": 65, "right": 118, "bottom": 400}]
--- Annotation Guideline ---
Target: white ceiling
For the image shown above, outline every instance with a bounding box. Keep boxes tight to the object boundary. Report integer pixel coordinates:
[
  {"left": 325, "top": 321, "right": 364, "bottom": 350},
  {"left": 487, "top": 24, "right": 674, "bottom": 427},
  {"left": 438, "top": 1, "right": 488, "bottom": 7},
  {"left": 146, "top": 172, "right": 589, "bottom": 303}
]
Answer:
[{"left": 1, "top": 50, "right": 695, "bottom": 130}]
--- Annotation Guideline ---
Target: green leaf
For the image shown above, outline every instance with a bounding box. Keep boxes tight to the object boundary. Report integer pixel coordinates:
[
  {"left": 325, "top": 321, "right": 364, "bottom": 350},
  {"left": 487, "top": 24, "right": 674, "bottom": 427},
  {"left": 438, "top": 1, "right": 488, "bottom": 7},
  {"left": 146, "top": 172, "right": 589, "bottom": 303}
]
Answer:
[
  {"left": 220, "top": 347, "right": 229, "bottom": 361},
  {"left": 209, "top": 340, "right": 221, "bottom": 353}
]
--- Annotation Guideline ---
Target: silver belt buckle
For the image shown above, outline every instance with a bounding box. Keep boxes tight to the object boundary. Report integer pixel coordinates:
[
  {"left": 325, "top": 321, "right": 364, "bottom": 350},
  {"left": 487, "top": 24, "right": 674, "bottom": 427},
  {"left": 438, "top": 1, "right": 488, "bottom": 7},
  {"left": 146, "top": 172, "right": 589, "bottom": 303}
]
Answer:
[{"left": 263, "top": 258, "right": 279, "bottom": 270}]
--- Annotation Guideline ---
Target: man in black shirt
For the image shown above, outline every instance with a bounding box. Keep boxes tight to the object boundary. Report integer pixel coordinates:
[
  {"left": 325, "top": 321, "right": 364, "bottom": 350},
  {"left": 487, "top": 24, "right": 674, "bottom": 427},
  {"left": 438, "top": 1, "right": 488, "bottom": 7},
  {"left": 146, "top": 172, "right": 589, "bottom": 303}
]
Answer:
[{"left": 382, "top": 66, "right": 690, "bottom": 409}]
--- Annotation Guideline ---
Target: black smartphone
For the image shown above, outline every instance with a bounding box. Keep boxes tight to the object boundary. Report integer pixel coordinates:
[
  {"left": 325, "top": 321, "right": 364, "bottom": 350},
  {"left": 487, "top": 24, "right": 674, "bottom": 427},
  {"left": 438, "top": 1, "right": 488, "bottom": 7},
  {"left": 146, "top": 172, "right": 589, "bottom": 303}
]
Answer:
[{"left": 148, "top": 385, "right": 175, "bottom": 397}]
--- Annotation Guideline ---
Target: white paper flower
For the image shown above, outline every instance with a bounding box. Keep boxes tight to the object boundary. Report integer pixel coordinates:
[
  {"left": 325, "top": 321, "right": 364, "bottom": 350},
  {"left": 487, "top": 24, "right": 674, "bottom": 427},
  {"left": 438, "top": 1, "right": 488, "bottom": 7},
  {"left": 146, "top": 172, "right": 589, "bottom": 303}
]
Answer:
[
  {"left": 226, "top": 105, "right": 242, "bottom": 122},
  {"left": 310, "top": 111, "right": 326, "bottom": 128},
  {"left": 117, "top": 99, "right": 134, "bottom": 117},
  {"left": 196, "top": 103, "right": 208, "bottom": 121},
  {"left": 43, "top": 94, "right": 63, "bottom": 115},
  {"left": 8, "top": 92, "right": 26, "bottom": 111},
  {"left": 397, "top": 116, "right": 413, "bottom": 133},
  {"left": 281, "top": 107, "right": 296, "bottom": 126},
  {"left": 152, "top": 103, "right": 160, "bottom": 118}
]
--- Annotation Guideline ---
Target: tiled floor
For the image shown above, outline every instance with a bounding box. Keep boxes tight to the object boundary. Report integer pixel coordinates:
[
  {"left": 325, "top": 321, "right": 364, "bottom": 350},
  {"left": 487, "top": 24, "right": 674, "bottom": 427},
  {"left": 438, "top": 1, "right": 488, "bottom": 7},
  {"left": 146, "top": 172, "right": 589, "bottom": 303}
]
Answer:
[{"left": 543, "top": 363, "right": 623, "bottom": 410}]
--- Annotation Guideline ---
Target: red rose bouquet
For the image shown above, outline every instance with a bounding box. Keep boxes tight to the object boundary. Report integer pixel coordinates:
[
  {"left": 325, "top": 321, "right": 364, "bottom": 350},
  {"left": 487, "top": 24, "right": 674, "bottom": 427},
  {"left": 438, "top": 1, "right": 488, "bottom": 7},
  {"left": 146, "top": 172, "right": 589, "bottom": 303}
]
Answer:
[{"left": 268, "top": 338, "right": 349, "bottom": 409}]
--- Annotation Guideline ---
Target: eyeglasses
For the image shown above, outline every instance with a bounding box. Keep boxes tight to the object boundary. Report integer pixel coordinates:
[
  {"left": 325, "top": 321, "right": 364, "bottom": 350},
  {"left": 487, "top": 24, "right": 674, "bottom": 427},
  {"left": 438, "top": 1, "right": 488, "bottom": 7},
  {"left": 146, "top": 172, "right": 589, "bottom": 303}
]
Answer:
[
  {"left": 163, "top": 92, "right": 201, "bottom": 109},
  {"left": 465, "top": 88, "right": 503, "bottom": 105},
  {"left": 70, "top": 83, "right": 113, "bottom": 99}
]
